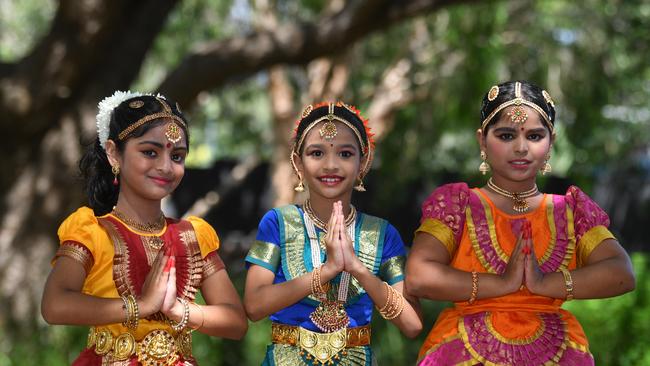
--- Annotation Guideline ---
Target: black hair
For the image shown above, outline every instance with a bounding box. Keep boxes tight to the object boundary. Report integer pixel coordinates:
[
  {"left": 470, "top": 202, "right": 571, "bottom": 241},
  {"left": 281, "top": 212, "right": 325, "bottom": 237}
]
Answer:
[
  {"left": 480, "top": 80, "right": 556, "bottom": 133},
  {"left": 79, "top": 95, "right": 189, "bottom": 215},
  {"left": 294, "top": 104, "right": 370, "bottom": 155}
]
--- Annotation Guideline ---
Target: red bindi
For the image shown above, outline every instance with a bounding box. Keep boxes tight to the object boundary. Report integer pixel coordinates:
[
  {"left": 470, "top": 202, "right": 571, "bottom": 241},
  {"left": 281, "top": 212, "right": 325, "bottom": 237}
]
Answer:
[{"left": 166, "top": 142, "right": 172, "bottom": 148}]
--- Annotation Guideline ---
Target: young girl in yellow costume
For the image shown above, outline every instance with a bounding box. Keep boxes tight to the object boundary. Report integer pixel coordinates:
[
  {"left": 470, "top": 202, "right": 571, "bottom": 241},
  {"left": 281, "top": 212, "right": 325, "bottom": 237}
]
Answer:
[
  {"left": 406, "top": 80, "right": 635, "bottom": 365},
  {"left": 244, "top": 102, "right": 422, "bottom": 365},
  {"left": 41, "top": 91, "right": 247, "bottom": 365}
]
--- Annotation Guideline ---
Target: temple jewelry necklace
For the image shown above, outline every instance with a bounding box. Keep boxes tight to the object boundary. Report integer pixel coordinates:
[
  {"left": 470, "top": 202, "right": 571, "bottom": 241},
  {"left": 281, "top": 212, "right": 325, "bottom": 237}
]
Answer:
[
  {"left": 487, "top": 178, "right": 539, "bottom": 213},
  {"left": 111, "top": 207, "right": 166, "bottom": 233},
  {"left": 303, "top": 205, "right": 354, "bottom": 333},
  {"left": 303, "top": 199, "right": 356, "bottom": 232}
]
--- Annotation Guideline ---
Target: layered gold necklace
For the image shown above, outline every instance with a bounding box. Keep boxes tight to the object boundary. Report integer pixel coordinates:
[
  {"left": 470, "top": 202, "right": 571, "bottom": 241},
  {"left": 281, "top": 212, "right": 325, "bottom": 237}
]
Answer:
[
  {"left": 111, "top": 207, "right": 166, "bottom": 233},
  {"left": 487, "top": 178, "right": 539, "bottom": 213},
  {"left": 302, "top": 199, "right": 356, "bottom": 232}
]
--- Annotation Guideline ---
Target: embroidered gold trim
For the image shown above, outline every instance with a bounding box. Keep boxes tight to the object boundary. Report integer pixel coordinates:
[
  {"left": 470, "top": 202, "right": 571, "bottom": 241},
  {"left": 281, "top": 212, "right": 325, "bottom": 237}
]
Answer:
[
  {"left": 379, "top": 255, "right": 405, "bottom": 284},
  {"left": 416, "top": 218, "right": 457, "bottom": 256},
  {"left": 577, "top": 225, "right": 614, "bottom": 267},
  {"left": 247, "top": 240, "right": 281, "bottom": 269},
  {"left": 56, "top": 242, "right": 94, "bottom": 274},
  {"left": 203, "top": 251, "right": 225, "bottom": 278}
]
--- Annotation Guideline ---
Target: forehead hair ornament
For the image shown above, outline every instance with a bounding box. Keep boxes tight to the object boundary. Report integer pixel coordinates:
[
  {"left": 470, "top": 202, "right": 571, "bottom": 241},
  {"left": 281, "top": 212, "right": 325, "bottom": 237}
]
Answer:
[
  {"left": 507, "top": 82, "right": 528, "bottom": 124},
  {"left": 319, "top": 103, "right": 338, "bottom": 141},
  {"left": 480, "top": 81, "right": 554, "bottom": 133},
  {"left": 116, "top": 96, "right": 187, "bottom": 143}
]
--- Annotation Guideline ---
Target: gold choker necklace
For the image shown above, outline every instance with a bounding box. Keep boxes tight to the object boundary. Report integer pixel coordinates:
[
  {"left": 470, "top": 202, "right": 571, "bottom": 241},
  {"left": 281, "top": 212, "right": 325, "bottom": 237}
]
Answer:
[
  {"left": 487, "top": 178, "right": 539, "bottom": 213},
  {"left": 303, "top": 199, "right": 356, "bottom": 231},
  {"left": 111, "top": 207, "right": 166, "bottom": 233}
]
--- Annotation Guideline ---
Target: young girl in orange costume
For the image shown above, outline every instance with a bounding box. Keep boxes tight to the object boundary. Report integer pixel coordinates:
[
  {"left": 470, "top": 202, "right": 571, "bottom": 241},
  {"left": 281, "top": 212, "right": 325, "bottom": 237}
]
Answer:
[
  {"left": 407, "top": 81, "right": 635, "bottom": 365},
  {"left": 41, "top": 91, "right": 247, "bottom": 365}
]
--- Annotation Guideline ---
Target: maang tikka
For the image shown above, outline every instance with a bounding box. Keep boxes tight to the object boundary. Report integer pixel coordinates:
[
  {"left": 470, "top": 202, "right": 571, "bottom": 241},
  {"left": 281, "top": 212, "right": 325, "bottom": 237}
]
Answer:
[{"left": 319, "top": 103, "right": 338, "bottom": 141}]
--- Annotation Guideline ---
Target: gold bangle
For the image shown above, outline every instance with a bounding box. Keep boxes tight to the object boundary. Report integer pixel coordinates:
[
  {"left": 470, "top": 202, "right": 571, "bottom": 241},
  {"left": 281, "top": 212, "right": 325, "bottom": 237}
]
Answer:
[
  {"left": 468, "top": 271, "right": 478, "bottom": 304},
  {"left": 376, "top": 282, "right": 404, "bottom": 320},
  {"left": 190, "top": 302, "right": 205, "bottom": 331},
  {"left": 560, "top": 268, "right": 574, "bottom": 301}
]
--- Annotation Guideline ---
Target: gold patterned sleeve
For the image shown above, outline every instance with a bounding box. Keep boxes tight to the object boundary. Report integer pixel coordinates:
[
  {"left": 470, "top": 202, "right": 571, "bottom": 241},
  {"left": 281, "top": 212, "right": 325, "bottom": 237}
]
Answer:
[
  {"left": 245, "top": 240, "right": 281, "bottom": 273},
  {"left": 415, "top": 218, "right": 457, "bottom": 256},
  {"left": 576, "top": 226, "right": 616, "bottom": 267},
  {"left": 203, "top": 250, "right": 226, "bottom": 278},
  {"left": 379, "top": 255, "right": 405, "bottom": 285},
  {"left": 54, "top": 241, "right": 94, "bottom": 275}
]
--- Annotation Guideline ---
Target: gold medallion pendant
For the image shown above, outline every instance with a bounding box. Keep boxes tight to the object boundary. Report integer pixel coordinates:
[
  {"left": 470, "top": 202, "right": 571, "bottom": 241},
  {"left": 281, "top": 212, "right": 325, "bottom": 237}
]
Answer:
[{"left": 309, "top": 300, "right": 350, "bottom": 333}]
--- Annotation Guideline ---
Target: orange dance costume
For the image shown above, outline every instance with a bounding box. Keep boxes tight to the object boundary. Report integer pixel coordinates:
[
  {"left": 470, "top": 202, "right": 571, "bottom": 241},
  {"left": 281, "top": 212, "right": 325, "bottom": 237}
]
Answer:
[
  {"left": 54, "top": 207, "right": 225, "bottom": 365},
  {"left": 416, "top": 183, "right": 614, "bottom": 366}
]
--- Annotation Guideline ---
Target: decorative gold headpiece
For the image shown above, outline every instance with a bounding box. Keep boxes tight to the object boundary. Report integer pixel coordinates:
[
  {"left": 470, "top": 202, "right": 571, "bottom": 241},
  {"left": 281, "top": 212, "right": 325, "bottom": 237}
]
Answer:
[
  {"left": 117, "top": 97, "right": 187, "bottom": 143},
  {"left": 291, "top": 101, "right": 375, "bottom": 181},
  {"left": 293, "top": 102, "right": 373, "bottom": 156},
  {"left": 481, "top": 82, "right": 554, "bottom": 132}
]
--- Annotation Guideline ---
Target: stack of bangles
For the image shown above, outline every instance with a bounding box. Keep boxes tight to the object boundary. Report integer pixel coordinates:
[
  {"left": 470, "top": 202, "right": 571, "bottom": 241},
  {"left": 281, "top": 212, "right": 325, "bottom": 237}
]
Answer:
[
  {"left": 310, "top": 266, "right": 330, "bottom": 296},
  {"left": 376, "top": 282, "right": 404, "bottom": 320},
  {"left": 121, "top": 295, "right": 139, "bottom": 330},
  {"left": 560, "top": 268, "right": 574, "bottom": 301},
  {"left": 468, "top": 271, "right": 478, "bottom": 304}
]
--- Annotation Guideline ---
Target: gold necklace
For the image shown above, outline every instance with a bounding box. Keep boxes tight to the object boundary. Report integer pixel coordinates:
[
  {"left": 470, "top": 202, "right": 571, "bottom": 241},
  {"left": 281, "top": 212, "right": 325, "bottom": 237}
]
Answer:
[
  {"left": 303, "top": 199, "right": 356, "bottom": 232},
  {"left": 487, "top": 178, "right": 539, "bottom": 213},
  {"left": 111, "top": 207, "right": 166, "bottom": 233}
]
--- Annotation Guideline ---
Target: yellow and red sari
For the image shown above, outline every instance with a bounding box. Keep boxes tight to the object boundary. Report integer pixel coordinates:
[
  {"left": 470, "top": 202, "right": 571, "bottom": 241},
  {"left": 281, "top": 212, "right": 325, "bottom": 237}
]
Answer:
[
  {"left": 416, "top": 183, "right": 614, "bottom": 366},
  {"left": 54, "top": 207, "right": 225, "bottom": 365}
]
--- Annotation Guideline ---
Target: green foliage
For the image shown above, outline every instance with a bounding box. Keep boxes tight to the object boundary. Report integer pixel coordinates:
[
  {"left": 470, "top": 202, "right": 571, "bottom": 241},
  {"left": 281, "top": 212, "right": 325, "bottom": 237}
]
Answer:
[{"left": 0, "top": 0, "right": 55, "bottom": 60}]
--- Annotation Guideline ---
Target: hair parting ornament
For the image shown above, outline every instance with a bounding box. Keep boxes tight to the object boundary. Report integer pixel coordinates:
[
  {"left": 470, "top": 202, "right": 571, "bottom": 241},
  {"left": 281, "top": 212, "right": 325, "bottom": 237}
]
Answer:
[
  {"left": 291, "top": 102, "right": 375, "bottom": 191},
  {"left": 480, "top": 81, "right": 554, "bottom": 133},
  {"left": 96, "top": 90, "right": 187, "bottom": 150}
]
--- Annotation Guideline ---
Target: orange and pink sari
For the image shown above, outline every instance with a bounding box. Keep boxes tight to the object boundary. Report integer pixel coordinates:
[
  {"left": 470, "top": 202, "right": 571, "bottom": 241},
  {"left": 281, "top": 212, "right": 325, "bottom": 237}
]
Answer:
[{"left": 415, "top": 183, "right": 614, "bottom": 366}]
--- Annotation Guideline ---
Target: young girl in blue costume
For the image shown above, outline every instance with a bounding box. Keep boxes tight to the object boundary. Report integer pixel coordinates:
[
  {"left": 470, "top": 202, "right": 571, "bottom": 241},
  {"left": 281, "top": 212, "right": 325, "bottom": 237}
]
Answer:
[
  {"left": 41, "top": 91, "right": 248, "bottom": 365},
  {"left": 244, "top": 102, "right": 422, "bottom": 365}
]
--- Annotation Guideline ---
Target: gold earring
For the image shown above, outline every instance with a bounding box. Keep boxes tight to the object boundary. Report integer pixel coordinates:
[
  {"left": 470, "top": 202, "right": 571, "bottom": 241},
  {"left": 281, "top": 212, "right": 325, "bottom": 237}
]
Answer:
[
  {"left": 294, "top": 175, "right": 305, "bottom": 192},
  {"left": 479, "top": 151, "right": 490, "bottom": 175},
  {"left": 111, "top": 165, "right": 120, "bottom": 186},
  {"left": 354, "top": 177, "right": 366, "bottom": 192},
  {"left": 542, "top": 154, "right": 552, "bottom": 175}
]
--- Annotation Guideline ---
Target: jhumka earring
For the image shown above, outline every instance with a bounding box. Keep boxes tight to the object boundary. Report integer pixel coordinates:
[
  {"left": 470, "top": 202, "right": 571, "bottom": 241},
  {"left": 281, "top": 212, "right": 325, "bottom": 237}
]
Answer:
[
  {"left": 294, "top": 174, "right": 305, "bottom": 192},
  {"left": 541, "top": 154, "right": 552, "bottom": 175},
  {"left": 112, "top": 165, "right": 120, "bottom": 186},
  {"left": 354, "top": 177, "right": 366, "bottom": 192},
  {"left": 479, "top": 151, "right": 490, "bottom": 175}
]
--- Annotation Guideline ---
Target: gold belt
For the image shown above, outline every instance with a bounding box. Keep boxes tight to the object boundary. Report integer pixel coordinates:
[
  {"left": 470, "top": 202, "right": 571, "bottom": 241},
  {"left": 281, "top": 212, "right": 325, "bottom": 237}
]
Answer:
[
  {"left": 87, "top": 327, "right": 191, "bottom": 366},
  {"left": 271, "top": 323, "right": 371, "bottom": 364}
]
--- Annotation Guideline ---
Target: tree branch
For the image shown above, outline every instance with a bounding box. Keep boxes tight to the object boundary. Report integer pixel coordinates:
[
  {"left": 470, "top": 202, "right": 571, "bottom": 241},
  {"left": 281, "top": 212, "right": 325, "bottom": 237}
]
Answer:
[{"left": 159, "top": 0, "right": 480, "bottom": 107}]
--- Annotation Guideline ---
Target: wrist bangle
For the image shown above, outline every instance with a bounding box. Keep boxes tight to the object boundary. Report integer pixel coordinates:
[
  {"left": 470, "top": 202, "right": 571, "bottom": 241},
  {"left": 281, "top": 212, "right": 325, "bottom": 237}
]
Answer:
[
  {"left": 190, "top": 302, "right": 205, "bottom": 331},
  {"left": 121, "top": 295, "right": 139, "bottom": 330},
  {"left": 468, "top": 271, "right": 478, "bottom": 304},
  {"left": 170, "top": 297, "right": 190, "bottom": 332},
  {"left": 560, "top": 268, "right": 574, "bottom": 301}
]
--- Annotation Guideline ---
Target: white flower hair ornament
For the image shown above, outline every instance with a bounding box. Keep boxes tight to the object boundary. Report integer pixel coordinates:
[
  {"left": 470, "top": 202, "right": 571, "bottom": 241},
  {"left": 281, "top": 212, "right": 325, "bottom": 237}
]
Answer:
[{"left": 96, "top": 90, "right": 156, "bottom": 150}]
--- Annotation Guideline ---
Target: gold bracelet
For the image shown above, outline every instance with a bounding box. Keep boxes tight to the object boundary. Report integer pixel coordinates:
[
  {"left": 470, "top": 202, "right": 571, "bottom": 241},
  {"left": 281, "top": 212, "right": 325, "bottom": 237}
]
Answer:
[
  {"left": 121, "top": 295, "right": 139, "bottom": 330},
  {"left": 170, "top": 297, "right": 190, "bottom": 332},
  {"left": 189, "top": 302, "right": 205, "bottom": 331},
  {"left": 560, "top": 268, "right": 574, "bottom": 301},
  {"left": 377, "top": 282, "right": 404, "bottom": 320},
  {"left": 468, "top": 271, "right": 478, "bottom": 304}
]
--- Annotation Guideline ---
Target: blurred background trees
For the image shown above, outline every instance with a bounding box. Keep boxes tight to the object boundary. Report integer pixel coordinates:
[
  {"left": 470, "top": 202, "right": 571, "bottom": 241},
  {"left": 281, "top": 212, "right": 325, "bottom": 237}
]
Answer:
[{"left": 1, "top": 0, "right": 648, "bottom": 364}]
